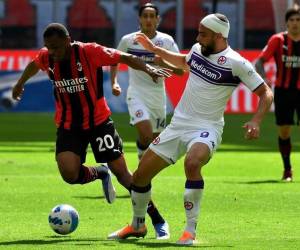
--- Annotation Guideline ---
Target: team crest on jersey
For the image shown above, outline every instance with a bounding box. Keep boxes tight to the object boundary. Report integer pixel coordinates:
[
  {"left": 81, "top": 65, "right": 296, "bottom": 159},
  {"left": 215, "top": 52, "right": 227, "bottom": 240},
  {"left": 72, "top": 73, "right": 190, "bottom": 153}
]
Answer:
[
  {"left": 184, "top": 201, "right": 193, "bottom": 210},
  {"left": 217, "top": 56, "right": 226, "bottom": 65},
  {"left": 135, "top": 109, "right": 143, "bottom": 118},
  {"left": 154, "top": 39, "right": 164, "bottom": 47},
  {"left": 76, "top": 62, "right": 82, "bottom": 71},
  {"left": 152, "top": 136, "right": 160, "bottom": 145}
]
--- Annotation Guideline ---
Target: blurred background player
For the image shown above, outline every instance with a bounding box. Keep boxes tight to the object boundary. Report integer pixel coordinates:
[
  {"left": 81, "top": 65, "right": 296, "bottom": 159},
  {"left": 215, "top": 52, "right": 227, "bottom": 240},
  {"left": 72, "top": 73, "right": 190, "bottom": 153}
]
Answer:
[
  {"left": 110, "top": 2, "right": 183, "bottom": 161},
  {"left": 11, "top": 23, "right": 171, "bottom": 238},
  {"left": 255, "top": 5, "right": 300, "bottom": 182},
  {"left": 108, "top": 13, "right": 273, "bottom": 245}
]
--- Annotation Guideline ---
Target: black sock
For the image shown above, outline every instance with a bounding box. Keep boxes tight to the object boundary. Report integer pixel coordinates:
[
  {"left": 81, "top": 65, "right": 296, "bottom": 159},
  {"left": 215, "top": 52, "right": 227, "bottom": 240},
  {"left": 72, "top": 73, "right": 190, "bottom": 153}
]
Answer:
[
  {"left": 147, "top": 200, "right": 165, "bottom": 225},
  {"left": 278, "top": 137, "right": 292, "bottom": 171},
  {"left": 136, "top": 140, "right": 149, "bottom": 150}
]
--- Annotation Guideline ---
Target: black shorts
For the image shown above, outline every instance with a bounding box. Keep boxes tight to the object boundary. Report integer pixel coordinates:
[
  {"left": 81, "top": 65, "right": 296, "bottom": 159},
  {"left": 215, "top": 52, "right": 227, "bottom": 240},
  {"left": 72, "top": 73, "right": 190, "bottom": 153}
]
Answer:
[
  {"left": 56, "top": 118, "right": 123, "bottom": 163},
  {"left": 274, "top": 87, "right": 300, "bottom": 126}
]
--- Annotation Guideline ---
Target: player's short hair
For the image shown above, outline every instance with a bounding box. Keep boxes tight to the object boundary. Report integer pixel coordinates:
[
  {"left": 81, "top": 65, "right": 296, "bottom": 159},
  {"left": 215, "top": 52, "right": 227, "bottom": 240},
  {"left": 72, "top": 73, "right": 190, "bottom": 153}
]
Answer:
[
  {"left": 43, "top": 23, "right": 69, "bottom": 39},
  {"left": 139, "top": 2, "right": 159, "bottom": 16},
  {"left": 285, "top": 6, "right": 300, "bottom": 22}
]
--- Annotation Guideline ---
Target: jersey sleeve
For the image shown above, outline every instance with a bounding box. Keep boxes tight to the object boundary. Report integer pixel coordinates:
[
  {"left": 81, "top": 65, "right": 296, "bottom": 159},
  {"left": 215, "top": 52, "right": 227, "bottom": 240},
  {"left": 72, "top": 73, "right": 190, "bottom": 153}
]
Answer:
[
  {"left": 84, "top": 43, "right": 122, "bottom": 67},
  {"left": 258, "top": 34, "right": 279, "bottom": 62},
  {"left": 117, "top": 36, "right": 129, "bottom": 52},
  {"left": 233, "top": 58, "right": 264, "bottom": 91},
  {"left": 166, "top": 36, "right": 180, "bottom": 53},
  {"left": 33, "top": 48, "right": 48, "bottom": 71}
]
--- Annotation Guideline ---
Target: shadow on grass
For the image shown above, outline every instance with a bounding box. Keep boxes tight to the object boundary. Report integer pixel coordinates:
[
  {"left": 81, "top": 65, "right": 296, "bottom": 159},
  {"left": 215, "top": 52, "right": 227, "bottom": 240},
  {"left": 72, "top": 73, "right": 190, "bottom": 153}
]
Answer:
[
  {"left": 224, "top": 180, "right": 292, "bottom": 184},
  {"left": 72, "top": 194, "right": 130, "bottom": 199},
  {"left": 102, "top": 238, "right": 234, "bottom": 248},
  {"left": 0, "top": 236, "right": 102, "bottom": 246},
  {"left": 0, "top": 237, "right": 234, "bottom": 248}
]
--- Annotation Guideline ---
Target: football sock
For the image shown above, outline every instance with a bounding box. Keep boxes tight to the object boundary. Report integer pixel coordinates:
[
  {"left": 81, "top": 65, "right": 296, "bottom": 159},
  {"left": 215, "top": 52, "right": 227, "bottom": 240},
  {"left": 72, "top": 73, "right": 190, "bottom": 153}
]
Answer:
[
  {"left": 77, "top": 165, "right": 107, "bottom": 184},
  {"left": 77, "top": 165, "right": 98, "bottom": 184},
  {"left": 131, "top": 184, "right": 151, "bottom": 229},
  {"left": 136, "top": 140, "right": 149, "bottom": 160},
  {"left": 147, "top": 200, "right": 165, "bottom": 225},
  {"left": 126, "top": 186, "right": 163, "bottom": 224},
  {"left": 184, "top": 180, "right": 204, "bottom": 235},
  {"left": 278, "top": 137, "right": 292, "bottom": 170}
]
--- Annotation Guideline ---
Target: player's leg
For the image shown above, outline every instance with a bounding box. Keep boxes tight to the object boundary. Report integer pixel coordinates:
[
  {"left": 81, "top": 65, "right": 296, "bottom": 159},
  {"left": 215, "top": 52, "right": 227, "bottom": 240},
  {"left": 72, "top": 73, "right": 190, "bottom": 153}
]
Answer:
[
  {"left": 274, "top": 88, "right": 294, "bottom": 181},
  {"left": 278, "top": 125, "right": 293, "bottom": 181},
  {"left": 108, "top": 154, "right": 168, "bottom": 238},
  {"left": 56, "top": 128, "right": 113, "bottom": 200},
  {"left": 176, "top": 142, "right": 209, "bottom": 245},
  {"left": 177, "top": 128, "right": 220, "bottom": 245},
  {"left": 108, "top": 148, "right": 169, "bottom": 240},
  {"left": 135, "top": 120, "right": 154, "bottom": 160}
]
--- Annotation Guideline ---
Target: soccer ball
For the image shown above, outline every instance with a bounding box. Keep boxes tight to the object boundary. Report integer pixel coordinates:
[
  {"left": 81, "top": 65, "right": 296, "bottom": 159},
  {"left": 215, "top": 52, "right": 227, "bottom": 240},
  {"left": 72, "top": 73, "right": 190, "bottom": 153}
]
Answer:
[{"left": 48, "top": 204, "right": 79, "bottom": 235}]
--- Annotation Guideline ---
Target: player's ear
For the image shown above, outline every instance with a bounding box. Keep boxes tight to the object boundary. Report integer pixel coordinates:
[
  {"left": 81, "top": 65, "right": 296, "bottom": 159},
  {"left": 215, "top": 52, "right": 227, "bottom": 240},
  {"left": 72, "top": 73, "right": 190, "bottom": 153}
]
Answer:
[{"left": 157, "top": 15, "right": 161, "bottom": 27}]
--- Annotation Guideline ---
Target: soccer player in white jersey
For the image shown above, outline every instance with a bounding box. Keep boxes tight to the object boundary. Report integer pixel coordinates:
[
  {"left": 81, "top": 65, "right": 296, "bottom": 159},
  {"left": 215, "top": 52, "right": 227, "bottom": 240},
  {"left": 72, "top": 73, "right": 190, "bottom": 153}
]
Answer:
[
  {"left": 110, "top": 3, "right": 182, "bottom": 239},
  {"left": 108, "top": 13, "right": 273, "bottom": 245},
  {"left": 111, "top": 2, "right": 183, "bottom": 161}
]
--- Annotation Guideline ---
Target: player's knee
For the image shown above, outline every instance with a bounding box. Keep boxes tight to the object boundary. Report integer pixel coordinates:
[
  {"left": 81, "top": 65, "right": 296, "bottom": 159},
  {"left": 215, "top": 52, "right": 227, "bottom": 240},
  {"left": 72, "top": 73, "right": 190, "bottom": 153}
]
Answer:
[
  {"left": 132, "top": 170, "right": 149, "bottom": 186},
  {"left": 184, "top": 156, "right": 206, "bottom": 174},
  {"left": 61, "top": 173, "right": 78, "bottom": 184}
]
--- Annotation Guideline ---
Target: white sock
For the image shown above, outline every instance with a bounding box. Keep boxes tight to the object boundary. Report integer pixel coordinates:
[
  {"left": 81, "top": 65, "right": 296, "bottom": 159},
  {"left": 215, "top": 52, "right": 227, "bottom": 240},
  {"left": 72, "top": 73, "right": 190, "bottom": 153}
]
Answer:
[
  {"left": 131, "top": 189, "right": 151, "bottom": 229},
  {"left": 184, "top": 188, "right": 203, "bottom": 235}
]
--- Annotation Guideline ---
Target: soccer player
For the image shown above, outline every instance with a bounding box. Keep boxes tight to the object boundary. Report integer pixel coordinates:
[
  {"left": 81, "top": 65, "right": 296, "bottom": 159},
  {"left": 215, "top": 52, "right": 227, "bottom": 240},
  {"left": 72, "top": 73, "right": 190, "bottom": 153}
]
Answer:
[
  {"left": 111, "top": 2, "right": 183, "bottom": 162},
  {"left": 11, "top": 23, "right": 171, "bottom": 238},
  {"left": 108, "top": 13, "right": 273, "bottom": 245},
  {"left": 255, "top": 6, "right": 300, "bottom": 182}
]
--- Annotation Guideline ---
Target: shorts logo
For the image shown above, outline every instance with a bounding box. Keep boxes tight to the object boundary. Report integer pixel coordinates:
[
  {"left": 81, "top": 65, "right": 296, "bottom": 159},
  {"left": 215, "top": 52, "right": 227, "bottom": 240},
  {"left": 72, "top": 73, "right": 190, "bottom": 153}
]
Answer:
[
  {"left": 184, "top": 201, "right": 193, "bottom": 210},
  {"left": 217, "top": 56, "right": 226, "bottom": 65},
  {"left": 200, "top": 131, "right": 209, "bottom": 138},
  {"left": 152, "top": 136, "right": 160, "bottom": 145},
  {"left": 135, "top": 109, "right": 143, "bottom": 118}
]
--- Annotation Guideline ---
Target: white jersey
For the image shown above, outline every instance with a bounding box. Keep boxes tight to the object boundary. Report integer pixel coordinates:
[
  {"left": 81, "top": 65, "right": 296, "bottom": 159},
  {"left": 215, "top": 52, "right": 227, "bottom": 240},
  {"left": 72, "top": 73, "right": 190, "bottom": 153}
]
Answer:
[
  {"left": 117, "top": 31, "right": 179, "bottom": 108},
  {"left": 171, "top": 43, "right": 264, "bottom": 130}
]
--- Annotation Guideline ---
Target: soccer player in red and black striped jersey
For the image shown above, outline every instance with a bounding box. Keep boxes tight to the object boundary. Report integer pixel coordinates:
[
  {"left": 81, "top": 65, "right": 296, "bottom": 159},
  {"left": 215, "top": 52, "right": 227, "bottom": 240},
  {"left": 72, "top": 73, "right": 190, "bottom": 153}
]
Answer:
[
  {"left": 256, "top": 6, "right": 300, "bottom": 182},
  {"left": 12, "top": 23, "right": 170, "bottom": 235}
]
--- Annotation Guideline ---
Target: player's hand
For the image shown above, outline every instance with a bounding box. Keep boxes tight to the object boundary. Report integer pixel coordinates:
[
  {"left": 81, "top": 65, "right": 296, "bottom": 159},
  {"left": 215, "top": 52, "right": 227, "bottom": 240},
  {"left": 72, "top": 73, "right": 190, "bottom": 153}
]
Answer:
[
  {"left": 112, "top": 82, "right": 122, "bottom": 96},
  {"left": 146, "top": 64, "right": 172, "bottom": 83},
  {"left": 243, "top": 121, "right": 260, "bottom": 140},
  {"left": 12, "top": 82, "right": 24, "bottom": 101},
  {"left": 134, "top": 33, "right": 156, "bottom": 52}
]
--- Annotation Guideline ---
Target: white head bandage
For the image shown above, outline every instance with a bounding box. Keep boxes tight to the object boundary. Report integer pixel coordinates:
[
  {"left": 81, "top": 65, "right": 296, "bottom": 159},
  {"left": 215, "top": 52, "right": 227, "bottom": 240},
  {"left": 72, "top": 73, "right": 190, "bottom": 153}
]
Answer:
[{"left": 200, "top": 14, "right": 230, "bottom": 38}]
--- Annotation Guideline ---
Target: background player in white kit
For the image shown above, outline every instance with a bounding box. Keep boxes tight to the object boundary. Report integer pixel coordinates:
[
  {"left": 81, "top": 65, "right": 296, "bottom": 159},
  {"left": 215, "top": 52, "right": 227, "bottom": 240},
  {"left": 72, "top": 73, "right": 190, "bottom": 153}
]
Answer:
[
  {"left": 108, "top": 13, "right": 273, "bottom": 245},
  {"left": 110, "top": 2, "right": 183, "bottom": 161}
]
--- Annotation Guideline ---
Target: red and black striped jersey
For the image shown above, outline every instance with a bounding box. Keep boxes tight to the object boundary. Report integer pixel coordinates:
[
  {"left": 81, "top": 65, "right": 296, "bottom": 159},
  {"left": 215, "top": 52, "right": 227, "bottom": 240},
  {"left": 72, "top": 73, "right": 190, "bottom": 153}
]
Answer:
[
  {"left": 34, "top": 41, "right": 121, "bottom": 130},
  {"left": 258, "top": 31, "right": 300, "bottom": 90}
]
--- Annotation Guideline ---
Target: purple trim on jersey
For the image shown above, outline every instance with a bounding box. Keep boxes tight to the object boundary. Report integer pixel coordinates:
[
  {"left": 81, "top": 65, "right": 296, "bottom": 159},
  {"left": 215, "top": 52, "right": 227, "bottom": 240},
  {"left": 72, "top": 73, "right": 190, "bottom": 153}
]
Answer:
[
  {"left": 127, "top": 48, "right": 155, "bottom": 63},
  {"left": 188, "top": 52, "right": 240, "bottom": 86}
]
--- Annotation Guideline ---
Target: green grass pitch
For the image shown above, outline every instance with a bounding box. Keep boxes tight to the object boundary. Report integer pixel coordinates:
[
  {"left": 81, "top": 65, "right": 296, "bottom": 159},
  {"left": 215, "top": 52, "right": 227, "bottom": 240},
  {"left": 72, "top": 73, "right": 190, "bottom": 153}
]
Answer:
[{"left": 0, "top": 113, "right": 300, "bottom": 249}]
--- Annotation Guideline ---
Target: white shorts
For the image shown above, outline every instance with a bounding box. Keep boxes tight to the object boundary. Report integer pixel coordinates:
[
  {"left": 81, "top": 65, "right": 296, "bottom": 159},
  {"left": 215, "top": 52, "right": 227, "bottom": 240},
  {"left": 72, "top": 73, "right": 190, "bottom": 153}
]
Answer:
[
  {"left": 149, "top": 123, "right": 222, "bottom": 164},
  {"left": 127, "top": 96, "right": 166, "bottom": 133}
]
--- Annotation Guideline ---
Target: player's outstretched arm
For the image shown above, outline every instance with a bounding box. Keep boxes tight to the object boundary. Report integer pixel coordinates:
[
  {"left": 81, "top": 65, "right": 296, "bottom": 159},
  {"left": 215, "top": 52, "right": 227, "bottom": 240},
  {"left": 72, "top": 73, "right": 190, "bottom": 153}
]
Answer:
[
  {"left": 243, "top": 82, "right": 273, "bottom": 140},
  {"left": 120, "top": 53, "right": 172, "bottom": 83},
  {"left": 110, "top": 65, "right": 122, "bottom": 96},
  {"left": 135, "top": 33, "right": 189, "bottom": 71},
  {"left": 12, "top": 61, "right": 40, "bottom": 101}
]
